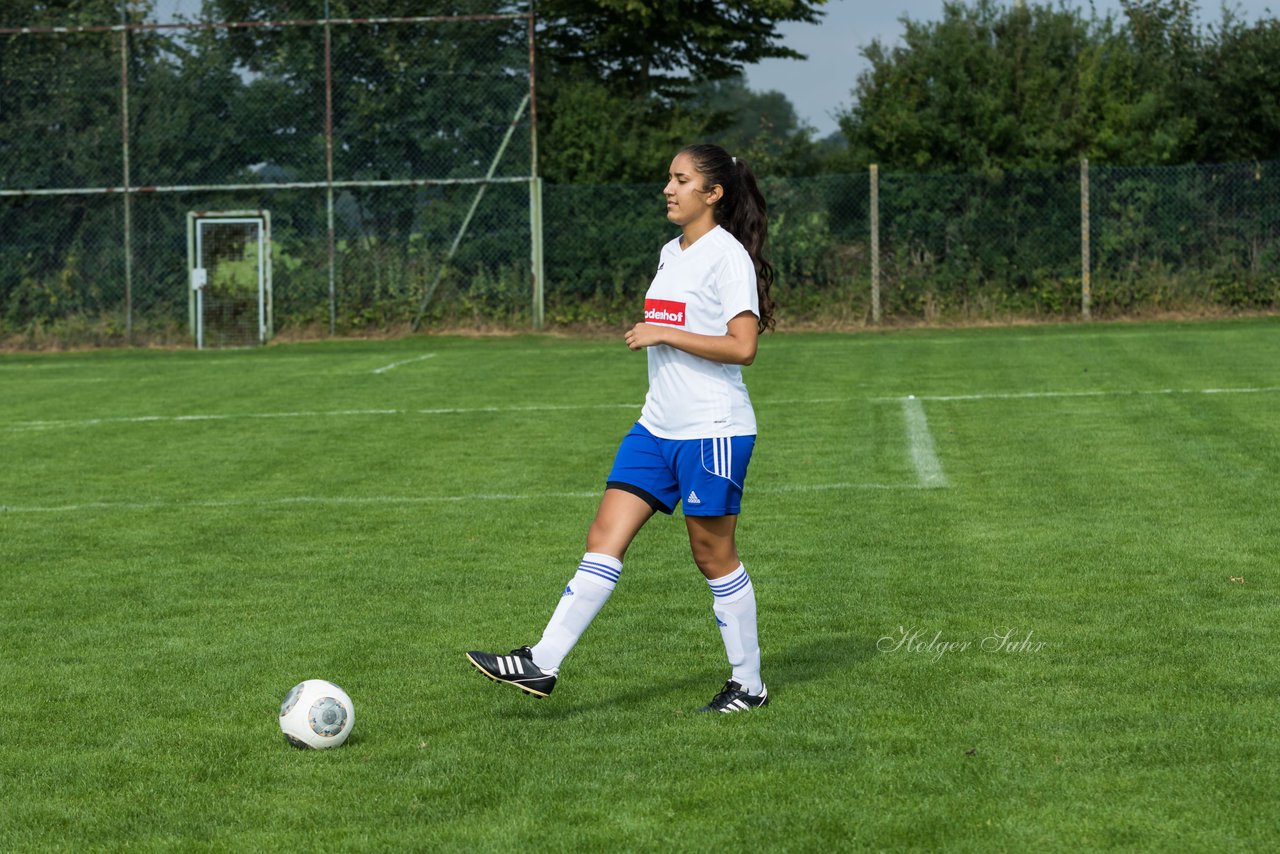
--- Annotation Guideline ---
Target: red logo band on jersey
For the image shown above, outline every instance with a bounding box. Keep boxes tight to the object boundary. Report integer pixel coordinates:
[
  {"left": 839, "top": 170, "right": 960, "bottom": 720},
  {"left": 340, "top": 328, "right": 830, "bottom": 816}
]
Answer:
[{"left": 644, "top": 299, "right": 686, "bottom": 326}]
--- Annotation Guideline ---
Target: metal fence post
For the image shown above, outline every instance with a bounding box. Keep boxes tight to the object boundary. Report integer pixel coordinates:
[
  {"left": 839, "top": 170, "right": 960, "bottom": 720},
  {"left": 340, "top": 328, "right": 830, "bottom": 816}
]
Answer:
[
  {"left": 1081, "top": 157, "right": 1092, "bottom": 319},
  {"left": 324, "top": 2, "right": 337, "bottom": 336},
  {"left": 528, "top": 2, "right": 541, "bottom": 330},
  {"left": 119, "top": 20, "right": 133, "bottom": 340},
  {"left": 870, "top": 163, "right": 881, "bottom": 324},
  {"left": 530, "top": 177, "right": 544, "bottom": 329}
]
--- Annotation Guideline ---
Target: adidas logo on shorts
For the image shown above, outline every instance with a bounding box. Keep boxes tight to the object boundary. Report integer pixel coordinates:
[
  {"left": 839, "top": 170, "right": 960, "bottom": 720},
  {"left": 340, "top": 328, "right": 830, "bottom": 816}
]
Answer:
[{"left": 687, "top": 490, "right": 701, "bottom": 505}]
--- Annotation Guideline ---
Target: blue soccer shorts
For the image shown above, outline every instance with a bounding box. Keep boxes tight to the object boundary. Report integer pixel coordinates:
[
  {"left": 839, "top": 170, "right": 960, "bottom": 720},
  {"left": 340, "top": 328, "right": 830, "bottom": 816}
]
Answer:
[{"left": 605, "top": 422, "right": 756, "bottom": 517}]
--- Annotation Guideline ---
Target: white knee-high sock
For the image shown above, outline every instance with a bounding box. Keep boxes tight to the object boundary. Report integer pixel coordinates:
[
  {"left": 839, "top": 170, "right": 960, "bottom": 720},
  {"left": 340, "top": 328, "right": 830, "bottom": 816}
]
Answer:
[
  {"left": 708, "top": 564, "right": 763, "bottom": 695},
  {"left": 529, "top": 552, "right": 621, "bottom": 671}
]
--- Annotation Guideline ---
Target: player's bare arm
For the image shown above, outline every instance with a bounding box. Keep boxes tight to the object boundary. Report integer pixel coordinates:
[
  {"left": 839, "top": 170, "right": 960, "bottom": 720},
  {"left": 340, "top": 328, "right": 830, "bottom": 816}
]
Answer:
[{"left": 625, "top": 311, "right": 758, "bottom": 365}]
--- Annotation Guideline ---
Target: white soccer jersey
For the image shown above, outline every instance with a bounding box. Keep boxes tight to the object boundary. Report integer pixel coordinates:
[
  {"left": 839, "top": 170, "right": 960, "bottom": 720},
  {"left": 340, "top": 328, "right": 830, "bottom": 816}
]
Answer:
[{"left": 637, "top": 225, "right": 760, "bottom": 440}]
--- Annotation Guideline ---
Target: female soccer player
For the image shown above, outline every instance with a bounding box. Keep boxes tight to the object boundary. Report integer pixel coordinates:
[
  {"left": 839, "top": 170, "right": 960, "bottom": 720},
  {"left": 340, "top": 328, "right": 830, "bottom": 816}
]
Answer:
[{"left": 467, "top": 143, "right": 776, "bottom": 713}]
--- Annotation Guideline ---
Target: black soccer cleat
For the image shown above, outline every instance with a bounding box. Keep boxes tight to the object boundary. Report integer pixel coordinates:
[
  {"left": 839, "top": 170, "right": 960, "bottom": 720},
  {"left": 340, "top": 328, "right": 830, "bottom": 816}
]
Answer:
[
  {"left": 466, "top": 646, "right": 557, "bottom": 698},
  {"left": 698, "top": 680, "right": 769, "bottom": 713}
]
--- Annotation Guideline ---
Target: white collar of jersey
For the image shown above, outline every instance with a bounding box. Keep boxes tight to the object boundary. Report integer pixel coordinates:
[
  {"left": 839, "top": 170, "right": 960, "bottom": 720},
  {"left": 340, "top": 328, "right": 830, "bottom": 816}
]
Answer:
[{"left": 677, "top": 224, "right": 723, "bottom": 254}]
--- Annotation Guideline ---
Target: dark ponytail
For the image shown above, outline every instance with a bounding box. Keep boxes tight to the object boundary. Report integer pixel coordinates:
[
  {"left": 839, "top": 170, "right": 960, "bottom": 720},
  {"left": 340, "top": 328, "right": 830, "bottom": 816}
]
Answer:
[{"left": 679, "top": 143, "right": 777, "bottom": 333}]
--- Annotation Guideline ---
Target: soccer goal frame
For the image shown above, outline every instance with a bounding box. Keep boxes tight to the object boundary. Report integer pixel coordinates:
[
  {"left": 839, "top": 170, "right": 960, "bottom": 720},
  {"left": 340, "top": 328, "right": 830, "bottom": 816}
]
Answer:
[{"left": 186, "top": 210, "right": 273, "bottom": 349}]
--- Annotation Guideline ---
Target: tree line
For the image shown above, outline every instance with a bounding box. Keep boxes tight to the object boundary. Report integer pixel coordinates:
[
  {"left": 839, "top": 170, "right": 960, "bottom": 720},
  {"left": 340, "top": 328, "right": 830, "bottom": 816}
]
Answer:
[
  {"left": 5, "top": 1, "right": 1278, "bottom": 187},
  {"left": 5, "top": 0, "right": 1269, "bottom": 185},
  {"left": 540, "top": 0, "right": 1280, "bottom": 178},
  {"left": 840, "top": 0, "right": 1280, "bottom": 174}
]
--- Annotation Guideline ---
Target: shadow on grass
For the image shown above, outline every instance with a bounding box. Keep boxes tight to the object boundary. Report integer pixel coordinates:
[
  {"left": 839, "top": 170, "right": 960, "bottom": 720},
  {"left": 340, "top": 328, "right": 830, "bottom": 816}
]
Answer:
[{"left": 487, "top": 633, "right": 874, "bottom": 720}]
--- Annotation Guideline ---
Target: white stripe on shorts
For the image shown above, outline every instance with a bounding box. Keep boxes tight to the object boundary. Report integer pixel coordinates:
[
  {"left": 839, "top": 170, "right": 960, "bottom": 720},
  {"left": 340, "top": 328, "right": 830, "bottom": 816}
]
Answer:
[{"left": 700, "top": 437, "right": 745, "bottom": 488}]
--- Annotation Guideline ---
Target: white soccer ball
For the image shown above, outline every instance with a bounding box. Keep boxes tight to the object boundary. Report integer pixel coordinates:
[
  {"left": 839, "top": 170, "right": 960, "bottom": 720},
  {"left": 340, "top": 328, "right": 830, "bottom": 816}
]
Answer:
[{"left": 279, "top": 679, "right": 355, "bottom": 749}]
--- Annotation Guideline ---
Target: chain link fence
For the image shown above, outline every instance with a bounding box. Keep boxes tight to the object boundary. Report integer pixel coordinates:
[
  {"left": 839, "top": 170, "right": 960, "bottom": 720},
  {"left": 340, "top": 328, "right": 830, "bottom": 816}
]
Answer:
[
  {"left": 2, "top": 6, "right": 1278, "bottom": 346},
  {"left": 1, "top": 3, "right": 536, "bottom": 345},
  {"left": 543, "top": 162, "right": 1279, "bottom": 327}
]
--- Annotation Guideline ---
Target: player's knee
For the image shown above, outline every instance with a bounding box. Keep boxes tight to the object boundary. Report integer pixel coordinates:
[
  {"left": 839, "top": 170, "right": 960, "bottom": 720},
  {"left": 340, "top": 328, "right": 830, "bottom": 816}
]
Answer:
[
  {"left": 586, "top": 517, "right": 626, "bottom": 557},
  {"left": 688, "top": 533, "right": 737, "bottom": 577}
]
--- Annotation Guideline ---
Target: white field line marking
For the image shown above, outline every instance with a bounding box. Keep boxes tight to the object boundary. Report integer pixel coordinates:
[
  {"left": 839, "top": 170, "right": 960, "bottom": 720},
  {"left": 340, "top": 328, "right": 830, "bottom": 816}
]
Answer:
[
  {"left": 777, "top": 327, "right": 1280, "bottom": 348},
  {"left": 370, "top": 353, "right": 436, "bottom": 374},
  {"left": 902, "top": 396, "right": 948, "bottom": 489},
  {"left": 877, "top": 386, "right": 1280, "bottom": 403},
  {"left": 0, "top": 362, "right": 100, "bottom": 371},
  {"left": 8, "top": 386, "right": 1277, "bottom": 433},
  {"left": 0, "top": 481, "right": 919, "bottom": 514},
  {"left": 2, "top": 403, "right": 642, "bottom": 432},
  {"left": 4, "top": 409, "right": 405, "bottom": 431}
]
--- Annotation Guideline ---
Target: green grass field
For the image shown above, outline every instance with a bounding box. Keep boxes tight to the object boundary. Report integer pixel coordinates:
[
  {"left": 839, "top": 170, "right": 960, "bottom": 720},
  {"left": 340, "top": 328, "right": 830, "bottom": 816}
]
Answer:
[{"left": 3, "top": 318, "right": 1279, "bottom": 851}]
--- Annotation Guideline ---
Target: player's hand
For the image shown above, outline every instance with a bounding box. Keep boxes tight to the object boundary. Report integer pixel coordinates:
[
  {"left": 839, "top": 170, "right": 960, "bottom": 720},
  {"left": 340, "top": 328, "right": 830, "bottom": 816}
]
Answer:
[{"left": 624, "top": 323, "right": 666, "bottom": 351}]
